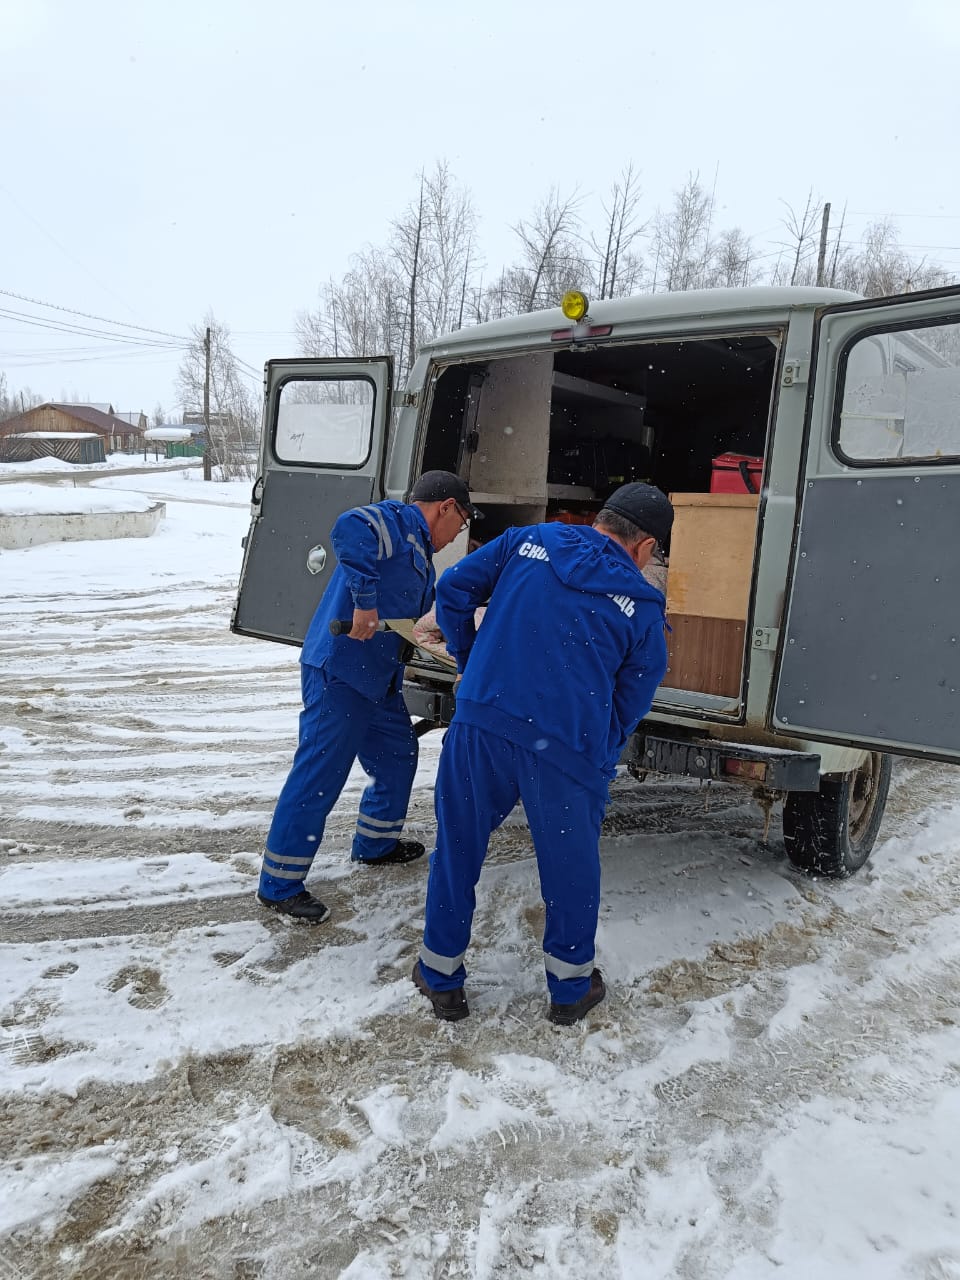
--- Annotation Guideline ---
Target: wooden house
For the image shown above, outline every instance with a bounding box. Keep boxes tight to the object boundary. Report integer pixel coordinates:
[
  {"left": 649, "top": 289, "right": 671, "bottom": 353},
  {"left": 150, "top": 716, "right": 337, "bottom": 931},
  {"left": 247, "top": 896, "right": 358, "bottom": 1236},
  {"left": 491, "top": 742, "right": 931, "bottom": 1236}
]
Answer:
[{"left": 0, "top": 403, "right": 145, "bottom": 454}]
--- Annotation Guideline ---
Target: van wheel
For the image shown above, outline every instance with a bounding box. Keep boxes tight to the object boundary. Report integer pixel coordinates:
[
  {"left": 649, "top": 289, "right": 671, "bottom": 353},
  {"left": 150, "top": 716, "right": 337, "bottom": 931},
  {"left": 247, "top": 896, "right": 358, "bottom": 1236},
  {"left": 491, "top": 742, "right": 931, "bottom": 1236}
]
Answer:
[{"left": 782, "top": 752, "right": 892, "bottom": 878}]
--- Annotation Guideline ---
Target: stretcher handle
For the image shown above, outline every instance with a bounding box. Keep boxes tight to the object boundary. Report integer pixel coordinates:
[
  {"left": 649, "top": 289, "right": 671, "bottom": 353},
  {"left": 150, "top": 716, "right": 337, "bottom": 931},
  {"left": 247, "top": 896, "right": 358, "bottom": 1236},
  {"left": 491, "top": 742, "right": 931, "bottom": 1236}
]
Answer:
[{"left": 329, "top": 618, "right": 388, "bottom": 636}]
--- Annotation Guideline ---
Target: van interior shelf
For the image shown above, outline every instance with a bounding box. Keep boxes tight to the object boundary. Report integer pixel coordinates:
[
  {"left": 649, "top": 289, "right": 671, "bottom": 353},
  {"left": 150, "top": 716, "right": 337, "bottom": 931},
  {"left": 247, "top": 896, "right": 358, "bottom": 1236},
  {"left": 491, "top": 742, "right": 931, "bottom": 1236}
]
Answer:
[
  {"left": 469, "top": 492, "right": 545, "bottom": 506},
  {"left": 469, "top": 486, "right": 596, "bottom": 505},
  {"left": 552, "top": 371, "right": 647, "bottom": 409}
]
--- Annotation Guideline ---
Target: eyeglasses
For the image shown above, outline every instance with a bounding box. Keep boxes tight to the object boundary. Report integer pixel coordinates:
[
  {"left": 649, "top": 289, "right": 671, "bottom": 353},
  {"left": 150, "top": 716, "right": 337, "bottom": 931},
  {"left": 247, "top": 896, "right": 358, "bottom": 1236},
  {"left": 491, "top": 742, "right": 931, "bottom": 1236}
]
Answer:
[{"left": 452, "top": 501, "right": 470, "bottom": 533}]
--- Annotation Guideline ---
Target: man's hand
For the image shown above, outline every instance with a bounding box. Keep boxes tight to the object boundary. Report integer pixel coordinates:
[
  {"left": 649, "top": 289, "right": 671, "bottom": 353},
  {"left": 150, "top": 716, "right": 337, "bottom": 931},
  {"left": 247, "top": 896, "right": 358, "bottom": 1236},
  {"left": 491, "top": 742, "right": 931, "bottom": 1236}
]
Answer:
[{"left": 349, "top": 607, "right": 380, "bottom": 640}]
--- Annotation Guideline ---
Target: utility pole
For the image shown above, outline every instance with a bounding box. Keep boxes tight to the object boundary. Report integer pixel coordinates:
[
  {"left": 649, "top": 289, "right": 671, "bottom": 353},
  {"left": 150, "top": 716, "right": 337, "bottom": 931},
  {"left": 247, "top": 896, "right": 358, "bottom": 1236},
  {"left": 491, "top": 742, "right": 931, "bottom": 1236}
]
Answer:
[
  {"left": 202, "top": 326, "right": 212, "bottom": 481},
  {"left": 816, "top": 202, "right": 832, "bottom": 287}
]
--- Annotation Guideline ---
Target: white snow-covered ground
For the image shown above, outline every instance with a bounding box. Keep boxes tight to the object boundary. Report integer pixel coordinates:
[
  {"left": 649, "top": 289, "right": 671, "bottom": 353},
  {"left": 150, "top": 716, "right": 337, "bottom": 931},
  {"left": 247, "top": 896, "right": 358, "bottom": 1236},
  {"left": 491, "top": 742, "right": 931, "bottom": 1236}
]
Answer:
[
  {"left": 0, "top": 453, "right": 204, "bottom": 477},
  {"left": 1, "top": 470, "right": 959, "bottom": 1280}
]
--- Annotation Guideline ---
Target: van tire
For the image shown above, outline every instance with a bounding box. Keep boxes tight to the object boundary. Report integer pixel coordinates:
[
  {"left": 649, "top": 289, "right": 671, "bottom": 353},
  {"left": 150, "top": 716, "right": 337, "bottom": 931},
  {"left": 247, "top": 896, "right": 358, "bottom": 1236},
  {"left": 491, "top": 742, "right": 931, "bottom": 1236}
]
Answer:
[{"left": 782, "top": 752, "right": 892, "bottom": 878}]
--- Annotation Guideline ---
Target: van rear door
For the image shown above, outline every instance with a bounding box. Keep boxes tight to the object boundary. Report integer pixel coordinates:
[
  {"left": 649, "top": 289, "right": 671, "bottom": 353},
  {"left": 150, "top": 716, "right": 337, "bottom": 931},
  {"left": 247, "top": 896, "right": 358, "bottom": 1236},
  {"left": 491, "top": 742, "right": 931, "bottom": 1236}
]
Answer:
[
  {"left": 232, "top": 357, "right": 393, "bottom": 644},
  {"left": 773, "top": 286, "right": 960, "bottom": 761}
]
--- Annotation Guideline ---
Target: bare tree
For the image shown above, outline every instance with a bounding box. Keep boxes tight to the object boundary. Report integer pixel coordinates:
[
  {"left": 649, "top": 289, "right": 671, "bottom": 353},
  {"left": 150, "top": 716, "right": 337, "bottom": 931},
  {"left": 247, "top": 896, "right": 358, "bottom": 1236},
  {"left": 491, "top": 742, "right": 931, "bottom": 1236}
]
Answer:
[
  {"left": 651, "top": 174, "right": 714, "bottom": 292},
  {"left": 592, "top": 164, "right": 646, "bottom": 298},
  {"left": 772, "top": 190, "right": 823, "bottom": 286},
  {"left": 833, "top": 219, "right": 955, "bottom": 298},
  {"left": 508, "top": 188, "right": 591, "bottom": 311},
  {"left": 705, "top": 227, "right": 759, "bottom": 288},
  {"left": 176, "top": 314, "right": 259, "bottom": 480},
  {"left": 0, "top": 377, "right": 43, "bottom": 421},
  {"left": 298, "top": 162, "right": 479, "bottom": 384}
]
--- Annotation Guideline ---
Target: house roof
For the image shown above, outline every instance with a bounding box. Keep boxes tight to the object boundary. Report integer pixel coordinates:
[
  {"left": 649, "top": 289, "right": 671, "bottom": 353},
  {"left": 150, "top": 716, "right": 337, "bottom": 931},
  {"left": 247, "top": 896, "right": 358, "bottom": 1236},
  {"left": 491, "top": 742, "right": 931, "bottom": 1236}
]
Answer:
[
  {"left": 0, "top": 403, "right": 145, "bottom": 439},
  {"left": 47, "top": 404, "right": 140, "bottom": 433}
]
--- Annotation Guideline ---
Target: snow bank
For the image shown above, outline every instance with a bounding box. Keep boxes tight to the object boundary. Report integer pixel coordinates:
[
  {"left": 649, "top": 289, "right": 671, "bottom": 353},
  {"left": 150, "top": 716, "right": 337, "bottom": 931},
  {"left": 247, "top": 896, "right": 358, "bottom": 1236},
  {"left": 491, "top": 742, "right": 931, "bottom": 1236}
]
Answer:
[{"left": 0, "top": 482, "right": 154, "bottom": 515}]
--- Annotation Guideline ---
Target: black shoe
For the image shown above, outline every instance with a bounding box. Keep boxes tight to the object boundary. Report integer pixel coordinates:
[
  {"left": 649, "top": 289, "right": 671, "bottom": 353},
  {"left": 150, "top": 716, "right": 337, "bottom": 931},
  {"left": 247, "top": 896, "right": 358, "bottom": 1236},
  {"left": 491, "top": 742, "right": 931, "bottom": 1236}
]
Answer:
[
  {"left": 257, "top": 890, "right": 331, "bottom": 923},
  {"left": 354, "top": 839, "right": 426, "bottom": 866},
  {"left": 548, "top": 969, "right": 606, "bottom": 1025},
  {"left": 412, "top": 961, "right": 469, "bottom": 1022}
]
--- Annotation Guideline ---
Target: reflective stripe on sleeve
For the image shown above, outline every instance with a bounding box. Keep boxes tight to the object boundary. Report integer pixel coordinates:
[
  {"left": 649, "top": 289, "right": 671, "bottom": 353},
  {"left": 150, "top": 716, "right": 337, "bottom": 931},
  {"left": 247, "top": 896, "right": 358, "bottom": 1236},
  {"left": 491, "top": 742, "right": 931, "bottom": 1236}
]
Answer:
[
  {"left": 420, "top": 945, "right": 467, "bottom": 976},
  {"left": 359, "top": 504, "right": 393, "bottom": 560}
]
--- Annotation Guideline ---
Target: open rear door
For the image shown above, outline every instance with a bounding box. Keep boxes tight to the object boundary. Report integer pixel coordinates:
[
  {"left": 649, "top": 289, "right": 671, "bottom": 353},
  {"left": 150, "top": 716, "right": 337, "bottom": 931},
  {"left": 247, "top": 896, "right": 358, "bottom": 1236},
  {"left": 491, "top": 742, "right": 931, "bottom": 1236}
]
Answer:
[
  {"left": 232, "top": 356, "right": 393, "bottom": 644},
  {"left": 773, "top": 286, "right": 960, "bottom": 761}
]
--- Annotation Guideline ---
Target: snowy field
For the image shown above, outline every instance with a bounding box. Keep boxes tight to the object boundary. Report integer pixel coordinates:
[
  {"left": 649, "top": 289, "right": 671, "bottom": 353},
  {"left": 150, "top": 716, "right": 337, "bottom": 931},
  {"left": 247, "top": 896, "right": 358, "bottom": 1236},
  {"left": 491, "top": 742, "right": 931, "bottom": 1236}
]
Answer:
[{"left": 1, "top": 467, "right": 959, "bottom": 1279}]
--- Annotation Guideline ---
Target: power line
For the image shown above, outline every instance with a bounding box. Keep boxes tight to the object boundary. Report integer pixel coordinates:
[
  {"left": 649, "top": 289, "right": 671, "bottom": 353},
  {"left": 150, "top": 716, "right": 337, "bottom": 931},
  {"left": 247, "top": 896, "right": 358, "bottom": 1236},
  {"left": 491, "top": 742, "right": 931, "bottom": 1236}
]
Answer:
[
  {"left": 846, "top": 211, "right": 960, "bottom": 220},
  {"left": 0, "top": 306, "right": 186, "bottom": 348},
  {"left": 0, "top": 287, "right": 190, "bottom": 341}
]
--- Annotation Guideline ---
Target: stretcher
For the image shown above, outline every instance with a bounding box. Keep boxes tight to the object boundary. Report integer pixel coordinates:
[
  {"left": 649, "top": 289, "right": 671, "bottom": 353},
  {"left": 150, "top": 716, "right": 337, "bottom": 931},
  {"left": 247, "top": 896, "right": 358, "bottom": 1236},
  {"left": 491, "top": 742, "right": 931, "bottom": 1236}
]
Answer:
[{"left": 328, "top": 617, "right": 459, "bottom": 670}]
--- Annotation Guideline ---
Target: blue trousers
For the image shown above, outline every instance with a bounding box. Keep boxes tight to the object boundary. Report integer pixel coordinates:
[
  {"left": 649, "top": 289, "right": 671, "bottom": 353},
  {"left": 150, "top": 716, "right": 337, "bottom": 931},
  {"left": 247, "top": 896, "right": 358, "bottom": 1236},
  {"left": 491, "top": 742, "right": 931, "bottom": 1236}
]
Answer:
[
  {"left": 419, "top": 722, "right": 605, "bottom": 1005},
  {"left": 259, "top": 665, "right": 419, "bottom": 900}
]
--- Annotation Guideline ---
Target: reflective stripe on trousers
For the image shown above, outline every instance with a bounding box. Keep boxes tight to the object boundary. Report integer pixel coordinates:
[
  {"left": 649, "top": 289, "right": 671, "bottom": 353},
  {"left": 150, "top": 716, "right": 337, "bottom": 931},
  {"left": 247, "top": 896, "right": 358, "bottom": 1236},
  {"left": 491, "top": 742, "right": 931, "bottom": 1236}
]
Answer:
[{"left": 259, "top": 667, "right": 418, "bottom": 900}]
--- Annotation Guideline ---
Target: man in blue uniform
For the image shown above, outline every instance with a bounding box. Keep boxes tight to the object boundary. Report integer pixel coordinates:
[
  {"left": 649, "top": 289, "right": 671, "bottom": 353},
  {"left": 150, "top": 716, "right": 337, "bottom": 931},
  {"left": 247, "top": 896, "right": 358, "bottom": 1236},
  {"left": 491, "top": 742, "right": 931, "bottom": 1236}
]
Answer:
[
  {"left": 258, "top": 471, "right": 482, "bottom": 923},
  {"left": 413, "top": 483, "right": 673, "bottom": 1024}
]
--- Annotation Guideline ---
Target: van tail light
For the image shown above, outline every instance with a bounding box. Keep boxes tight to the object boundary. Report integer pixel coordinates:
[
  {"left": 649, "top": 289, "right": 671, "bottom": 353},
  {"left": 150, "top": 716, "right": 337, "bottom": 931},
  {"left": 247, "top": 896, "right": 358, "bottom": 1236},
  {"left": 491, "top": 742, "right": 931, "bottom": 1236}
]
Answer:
[
  {"left": 722, "top": 758, "right": 768, "bottom": 782},
  {"left": 550, "top": 325, "right": 613, "bottom": 341}
]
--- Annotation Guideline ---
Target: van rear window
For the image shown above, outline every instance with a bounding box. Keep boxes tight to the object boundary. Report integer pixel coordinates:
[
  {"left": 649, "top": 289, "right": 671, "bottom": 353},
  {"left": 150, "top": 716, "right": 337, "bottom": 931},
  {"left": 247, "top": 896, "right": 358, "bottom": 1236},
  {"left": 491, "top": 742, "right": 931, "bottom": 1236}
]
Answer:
[
  {"left": 274, "top": 376, "right": 375, "bottom": 468},
  {"left": 835, "top": 318, "right": 960, "bottom": 464}
]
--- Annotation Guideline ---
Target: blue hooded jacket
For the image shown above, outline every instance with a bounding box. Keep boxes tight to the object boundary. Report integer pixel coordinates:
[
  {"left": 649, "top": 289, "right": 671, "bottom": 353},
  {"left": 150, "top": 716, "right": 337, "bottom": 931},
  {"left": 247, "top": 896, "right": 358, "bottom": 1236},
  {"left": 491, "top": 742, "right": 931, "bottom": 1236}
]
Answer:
[
  {"left": 436, "top": 523, "right": 668, "bottom": 795},
  {"left": 301, "top": 501, "right": 436, "bottom": 700}
]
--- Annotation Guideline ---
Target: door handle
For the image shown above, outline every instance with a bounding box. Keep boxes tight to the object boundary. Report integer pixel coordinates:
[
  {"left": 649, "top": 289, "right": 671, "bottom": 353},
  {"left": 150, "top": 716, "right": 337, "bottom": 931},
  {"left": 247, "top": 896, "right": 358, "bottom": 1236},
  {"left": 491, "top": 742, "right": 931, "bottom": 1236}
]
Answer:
[{"left": 306, "top": 544, "right": 327, "bottom": 575}]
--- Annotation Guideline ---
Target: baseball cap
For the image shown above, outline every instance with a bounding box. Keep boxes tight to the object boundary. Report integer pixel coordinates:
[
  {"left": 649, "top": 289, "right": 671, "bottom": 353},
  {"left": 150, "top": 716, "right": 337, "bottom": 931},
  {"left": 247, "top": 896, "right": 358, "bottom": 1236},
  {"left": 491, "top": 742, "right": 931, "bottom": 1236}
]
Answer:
[
  {"left": 410, "top": 470, "right": 484, "bottom": 520},
  {"left": 602, "top": 483, "right": 674, "bottom": 547}
]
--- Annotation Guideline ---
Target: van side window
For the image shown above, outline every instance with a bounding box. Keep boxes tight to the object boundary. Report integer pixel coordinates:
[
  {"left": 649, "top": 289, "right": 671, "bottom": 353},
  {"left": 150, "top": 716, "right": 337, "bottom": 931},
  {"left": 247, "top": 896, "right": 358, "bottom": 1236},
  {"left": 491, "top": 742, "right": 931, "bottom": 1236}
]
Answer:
[
  {"left": 275, "top": 376, "right": 375, "bottom": 467},
  {"left": 836, "top": 319, "right": 960, "bottom": 463}
]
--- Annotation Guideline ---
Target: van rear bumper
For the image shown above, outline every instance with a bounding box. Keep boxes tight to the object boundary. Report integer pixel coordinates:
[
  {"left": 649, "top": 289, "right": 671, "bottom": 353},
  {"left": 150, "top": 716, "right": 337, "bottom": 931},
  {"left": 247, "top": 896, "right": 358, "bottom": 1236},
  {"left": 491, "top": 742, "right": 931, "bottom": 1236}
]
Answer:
[
  {"left": 405, "top": 681, "right": 822, "bottom": 792},
  {"left": 404, "top": 680, "right": 455, "bottom": 727},
  {"left": 628, "top": 732, "right": 821, "bottom": 791}
]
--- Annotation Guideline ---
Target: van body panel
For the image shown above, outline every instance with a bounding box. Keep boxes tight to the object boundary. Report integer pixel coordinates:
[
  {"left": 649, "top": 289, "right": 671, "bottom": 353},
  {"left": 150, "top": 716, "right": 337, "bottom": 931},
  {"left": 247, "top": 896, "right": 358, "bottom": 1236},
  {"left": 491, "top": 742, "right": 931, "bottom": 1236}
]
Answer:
[{"left": 773, "top": 286, "right": 960, "bottom": 762}]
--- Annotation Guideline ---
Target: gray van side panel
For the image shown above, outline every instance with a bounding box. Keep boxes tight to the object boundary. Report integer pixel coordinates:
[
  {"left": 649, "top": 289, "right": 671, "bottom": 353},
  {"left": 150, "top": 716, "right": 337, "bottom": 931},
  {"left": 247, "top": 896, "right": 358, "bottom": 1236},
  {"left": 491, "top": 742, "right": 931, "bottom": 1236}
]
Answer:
[{"left": 774, "top": 472, "right": 960, "bottom": 752}]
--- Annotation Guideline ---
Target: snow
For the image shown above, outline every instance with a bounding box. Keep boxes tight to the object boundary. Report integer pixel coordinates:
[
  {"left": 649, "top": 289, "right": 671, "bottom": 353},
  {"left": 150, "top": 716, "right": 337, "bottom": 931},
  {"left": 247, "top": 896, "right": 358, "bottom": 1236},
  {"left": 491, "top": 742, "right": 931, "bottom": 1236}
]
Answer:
[
  {"left": 1, "top": 465, "right": 960, "bottom": 1278},
  {"left": 0, "top": 453, "right": 204, "bottom": 475},
  {"left": 0, "top": 482, "right": 155, "bottom": 515}
]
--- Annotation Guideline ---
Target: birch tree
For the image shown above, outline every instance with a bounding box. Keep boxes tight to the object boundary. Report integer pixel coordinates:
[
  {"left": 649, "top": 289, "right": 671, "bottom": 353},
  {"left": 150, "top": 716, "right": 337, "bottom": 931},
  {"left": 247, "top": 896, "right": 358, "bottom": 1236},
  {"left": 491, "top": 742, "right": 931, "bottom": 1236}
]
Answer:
[{"left": 651, "top": 174, "right": 714, "bottom": 292}]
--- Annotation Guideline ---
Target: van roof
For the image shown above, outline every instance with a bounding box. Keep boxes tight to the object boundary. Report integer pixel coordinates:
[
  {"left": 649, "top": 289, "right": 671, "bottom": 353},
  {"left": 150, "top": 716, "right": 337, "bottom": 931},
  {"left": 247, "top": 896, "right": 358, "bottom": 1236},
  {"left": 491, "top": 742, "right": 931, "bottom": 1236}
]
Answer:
[{"left": 423, "top": 285, "right": 862, "bottom": 352}]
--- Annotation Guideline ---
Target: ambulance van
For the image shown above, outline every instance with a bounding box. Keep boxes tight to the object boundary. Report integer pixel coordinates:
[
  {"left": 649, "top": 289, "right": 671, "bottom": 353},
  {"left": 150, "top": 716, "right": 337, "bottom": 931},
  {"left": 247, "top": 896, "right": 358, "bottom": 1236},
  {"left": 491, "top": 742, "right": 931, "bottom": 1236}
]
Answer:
[{"left": 233, "top": 283, "right": 960, "bottom": 878}]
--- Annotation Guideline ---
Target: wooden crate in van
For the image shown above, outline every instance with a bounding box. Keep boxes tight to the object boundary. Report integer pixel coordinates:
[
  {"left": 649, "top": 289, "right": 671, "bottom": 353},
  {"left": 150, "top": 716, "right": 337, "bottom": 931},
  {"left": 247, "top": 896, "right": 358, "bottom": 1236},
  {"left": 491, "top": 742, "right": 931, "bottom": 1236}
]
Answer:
[{"left": 664, "top": 493, "right": 760, "bottom": 698}]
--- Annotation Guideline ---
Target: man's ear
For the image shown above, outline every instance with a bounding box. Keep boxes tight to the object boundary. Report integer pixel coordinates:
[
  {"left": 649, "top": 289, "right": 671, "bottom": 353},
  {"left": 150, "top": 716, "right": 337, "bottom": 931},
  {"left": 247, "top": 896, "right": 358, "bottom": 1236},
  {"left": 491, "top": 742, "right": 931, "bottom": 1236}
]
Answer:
[{"left": 633, "top": 536, "right": 657, "bottom": 568}]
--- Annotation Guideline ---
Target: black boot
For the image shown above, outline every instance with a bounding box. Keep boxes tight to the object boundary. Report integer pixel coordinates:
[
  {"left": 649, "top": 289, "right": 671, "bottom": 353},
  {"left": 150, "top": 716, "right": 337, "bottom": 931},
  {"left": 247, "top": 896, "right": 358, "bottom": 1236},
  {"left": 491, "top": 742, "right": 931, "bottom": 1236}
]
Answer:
[
  {"left": 548, "top": 969, "right": 606, "bottom": 1025},
  {"left": 257, "top": 890, "right": 330, "bottom": 923},
  {"left": 354, "top": 839, "right": 426, "bottom": 866},
  {"left": 412, "top": 962, "right": 469, "bottom": 1021}
]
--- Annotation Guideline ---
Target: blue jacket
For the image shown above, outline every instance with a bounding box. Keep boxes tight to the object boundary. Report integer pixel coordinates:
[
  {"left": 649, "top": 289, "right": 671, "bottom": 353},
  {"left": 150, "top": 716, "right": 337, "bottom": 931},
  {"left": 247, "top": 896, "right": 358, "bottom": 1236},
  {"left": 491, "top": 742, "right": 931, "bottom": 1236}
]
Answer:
[
  {"left": 302, "top": 501, "right": 436, "bottom": 700},
  {"left": 436, "top": 523, "right": 668, "bottom": 794}
]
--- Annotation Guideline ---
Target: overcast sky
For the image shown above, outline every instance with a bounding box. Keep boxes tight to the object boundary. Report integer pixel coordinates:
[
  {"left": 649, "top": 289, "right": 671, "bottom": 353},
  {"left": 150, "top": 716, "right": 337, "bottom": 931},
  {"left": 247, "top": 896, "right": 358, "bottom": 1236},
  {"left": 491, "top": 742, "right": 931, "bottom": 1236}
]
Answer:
[{"left": 2, "top": 0, "right": 958, "bottom": 417}]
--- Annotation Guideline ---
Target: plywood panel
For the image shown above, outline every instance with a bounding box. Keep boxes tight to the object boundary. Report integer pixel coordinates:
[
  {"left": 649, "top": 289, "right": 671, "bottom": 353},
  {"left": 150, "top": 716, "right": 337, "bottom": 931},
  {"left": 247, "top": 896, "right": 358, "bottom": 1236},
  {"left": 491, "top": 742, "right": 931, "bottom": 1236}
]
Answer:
[
  {"left": 665, "top": 615, "right": 746, "bottom": 699},
  {"left": 665, "top": 492, "right": 759, "bottom": 620}
]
